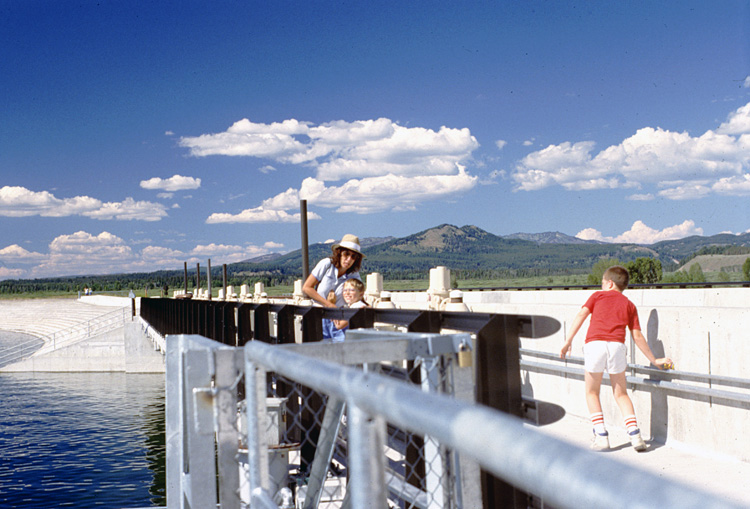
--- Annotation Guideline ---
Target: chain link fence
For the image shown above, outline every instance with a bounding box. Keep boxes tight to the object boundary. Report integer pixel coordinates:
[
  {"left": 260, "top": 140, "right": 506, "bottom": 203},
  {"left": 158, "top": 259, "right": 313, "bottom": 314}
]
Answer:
[{"left": 258, "top": 346, "right": 462, "bottom": 508}]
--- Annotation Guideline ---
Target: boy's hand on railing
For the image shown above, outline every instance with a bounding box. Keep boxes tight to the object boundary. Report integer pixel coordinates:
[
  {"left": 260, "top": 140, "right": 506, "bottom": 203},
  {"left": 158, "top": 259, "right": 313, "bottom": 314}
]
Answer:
[
  {"left": 559, "top": 341, "right": 572, "bottom": 359},
  {"left": 655, "top": 357, "right": 674, "bottom": 370}
]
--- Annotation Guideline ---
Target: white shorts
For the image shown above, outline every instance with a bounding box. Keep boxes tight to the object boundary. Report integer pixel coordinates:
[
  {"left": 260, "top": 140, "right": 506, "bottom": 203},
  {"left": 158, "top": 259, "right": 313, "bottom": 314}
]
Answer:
[{"left": 584, "top": 341, "right": 627, "bottom": 374}]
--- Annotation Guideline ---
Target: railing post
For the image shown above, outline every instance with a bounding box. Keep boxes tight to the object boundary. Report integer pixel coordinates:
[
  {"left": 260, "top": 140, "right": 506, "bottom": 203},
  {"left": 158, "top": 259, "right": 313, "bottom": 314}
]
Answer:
[
  {"left": 475, "top": 314, "right": 525, "bottom": 508},
  {"left": 244, "top": 357, "right": 271, "bottom": 496},
  {"left": 347, "top": 403, "right": 387, "bottom": 508}
]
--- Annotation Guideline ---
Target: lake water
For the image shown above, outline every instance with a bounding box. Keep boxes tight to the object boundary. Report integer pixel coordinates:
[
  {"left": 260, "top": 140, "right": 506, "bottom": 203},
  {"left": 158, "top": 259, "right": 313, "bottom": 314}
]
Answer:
[{"left": 0, "top": 371, "right": 165, "bottom": 508}]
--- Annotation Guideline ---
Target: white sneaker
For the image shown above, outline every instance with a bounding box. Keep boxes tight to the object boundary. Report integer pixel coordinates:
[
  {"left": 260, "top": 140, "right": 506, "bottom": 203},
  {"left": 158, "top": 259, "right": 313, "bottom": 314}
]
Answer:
[
  {"left": 591, "top": 430, "right": 609, "bottom": 451},
  {"left": 629, "top": 430, "right": 647, "bottom": 452}
]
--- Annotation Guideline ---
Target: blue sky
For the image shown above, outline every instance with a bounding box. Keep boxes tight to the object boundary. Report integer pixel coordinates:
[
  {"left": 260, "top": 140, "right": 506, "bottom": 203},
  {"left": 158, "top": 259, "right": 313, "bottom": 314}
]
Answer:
[{"left": 1, "top": 1, "right": 749, "bottom": 279}]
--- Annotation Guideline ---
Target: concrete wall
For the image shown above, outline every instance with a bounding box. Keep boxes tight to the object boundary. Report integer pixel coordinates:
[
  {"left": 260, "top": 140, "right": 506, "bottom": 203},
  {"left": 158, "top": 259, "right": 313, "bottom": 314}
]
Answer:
[
  {"left": 392, "top": 287, "right": 750, "bottom": 462},
  {"left": 2, "top": 320, "right": 164, "bottom": 374}
]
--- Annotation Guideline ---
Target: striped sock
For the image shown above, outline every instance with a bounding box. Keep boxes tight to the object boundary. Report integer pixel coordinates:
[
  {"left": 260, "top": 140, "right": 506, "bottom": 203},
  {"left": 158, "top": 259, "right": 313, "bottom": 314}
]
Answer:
[
  {"left": 624, "top": 415, "right": 639, "bottom": 435},
  {"left": 591, "top": 412, "right": 606, "bottom": 434}
]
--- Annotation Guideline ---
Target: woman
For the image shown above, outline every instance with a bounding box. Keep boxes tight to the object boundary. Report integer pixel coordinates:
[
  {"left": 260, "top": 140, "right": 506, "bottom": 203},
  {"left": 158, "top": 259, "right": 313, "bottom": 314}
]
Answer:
[{"left": 303, "top": 233, "right": 365, "bottom": 308}]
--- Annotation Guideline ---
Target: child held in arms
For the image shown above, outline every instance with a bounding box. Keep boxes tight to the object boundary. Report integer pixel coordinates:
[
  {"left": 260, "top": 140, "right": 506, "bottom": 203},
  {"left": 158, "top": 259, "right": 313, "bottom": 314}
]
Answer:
[
  {"left": 560, "top": 265, "right": 672, "bottom": 452},
  {"left": 324, "top": 279, "right": 369, "bottom": 342}
]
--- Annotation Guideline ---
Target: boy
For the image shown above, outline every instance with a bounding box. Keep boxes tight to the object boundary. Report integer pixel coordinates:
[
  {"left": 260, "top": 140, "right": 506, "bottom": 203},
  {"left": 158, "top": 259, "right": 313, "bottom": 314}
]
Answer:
[
  {"left": 560, "top": 265, "right": 672, "bottom": 452},
  {"left": 330, "top": 279, "right": 369, "bottom": 339}
]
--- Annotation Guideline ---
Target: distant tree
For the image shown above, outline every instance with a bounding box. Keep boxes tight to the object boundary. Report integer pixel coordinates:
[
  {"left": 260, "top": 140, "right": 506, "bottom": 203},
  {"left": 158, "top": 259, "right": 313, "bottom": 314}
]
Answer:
[
  {"left": 718, "top": 270, "right": 731, "bottom": 282},
  {"left": 626, "top": 257, "right": 663, "bottom": 284},
  {"left": 743, "top": 258, "right": 750, "bottom": 281},
  {"left": 688, "top": 263, "right": 706, "bottom": 283},
  {"left": 587, "top": 258, "right": 622, "bottom": 285}
]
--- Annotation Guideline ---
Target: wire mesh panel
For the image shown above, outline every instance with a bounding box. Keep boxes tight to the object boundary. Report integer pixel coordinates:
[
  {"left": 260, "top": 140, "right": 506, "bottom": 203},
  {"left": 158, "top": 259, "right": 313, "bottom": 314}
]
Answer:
[{"left": 258, "top": 339, "right": 464, "bottom": 508}]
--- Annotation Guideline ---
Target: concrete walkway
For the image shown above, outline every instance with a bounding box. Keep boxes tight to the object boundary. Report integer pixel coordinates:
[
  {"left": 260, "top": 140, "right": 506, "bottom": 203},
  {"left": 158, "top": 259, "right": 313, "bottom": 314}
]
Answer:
[{"left": 531, "top": 411, "right": 750, "bottom": 507}]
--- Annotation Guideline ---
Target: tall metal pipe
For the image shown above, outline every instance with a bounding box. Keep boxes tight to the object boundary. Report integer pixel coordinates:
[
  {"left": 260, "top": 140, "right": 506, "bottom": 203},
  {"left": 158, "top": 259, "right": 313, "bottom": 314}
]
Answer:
[
  {"left": 184, "top": 262, "right": 188, "bottom": 294},
  {"left": 223, "top": 264, "right": 228, "bottom": 298},
  {"left": 196, "top": 263, "right": 201, "bottom": 293},
  {"left": 207, "top": 259, "right": 212, "bottom": 301},
  {"left": 300, "top": 199, "right": 310, "bottom": 281}
]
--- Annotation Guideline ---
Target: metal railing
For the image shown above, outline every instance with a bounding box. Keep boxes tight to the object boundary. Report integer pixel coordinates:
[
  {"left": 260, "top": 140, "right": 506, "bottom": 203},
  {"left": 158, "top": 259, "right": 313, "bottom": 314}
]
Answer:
[
  {"left": 520, "top": 348, "right": 750, "bottom": 408},
  {"left": 167, "top": 331, "right": 741, "bottom": 509},
  {"left": 0, "top": 307, "right": 130, "bottom": 368}
]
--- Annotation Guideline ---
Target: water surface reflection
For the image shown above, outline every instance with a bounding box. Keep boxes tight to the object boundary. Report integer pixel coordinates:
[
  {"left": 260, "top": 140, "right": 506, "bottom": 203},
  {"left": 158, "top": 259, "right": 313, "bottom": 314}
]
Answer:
[{"left": 0, "top": 372, "right": 165, "bottom": 508}]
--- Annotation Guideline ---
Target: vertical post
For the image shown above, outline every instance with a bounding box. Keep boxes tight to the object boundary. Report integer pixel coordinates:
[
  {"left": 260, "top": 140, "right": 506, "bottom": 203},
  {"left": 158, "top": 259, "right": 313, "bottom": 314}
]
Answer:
[
  {"left": 207, "top": 259, "right": 213, "bottom": 301},
  {"left": 223, "top": 264, "right": 228, "bottom": 301},
  {"left": 183, "top": 262, "right": 188, "bottom": 295},
  {"left": 215, "top": 348, "right": 241, "bottom": 509},
  {"left": 300, "top": 199, "right": 310, "bottom": 282},
  {"left": 348, "top": 404, "right": 387, "bottom": 508},
  {"left": 196, "top": 263, "right": 201, "bottom": 294},
  {"left": 244, "top": 358, "right": 270, "bottom": 494},
  {"left": 475, "top": 315, "right": 525, "bottom": 508}
]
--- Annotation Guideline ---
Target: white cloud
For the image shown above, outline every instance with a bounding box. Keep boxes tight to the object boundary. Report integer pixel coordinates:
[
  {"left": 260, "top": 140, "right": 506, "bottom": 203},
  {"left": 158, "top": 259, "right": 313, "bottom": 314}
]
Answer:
[
  {"left": 626, "top": 193, "right": 654, "bottom": 201},
  {"left": 513, "top": 101, "right": 750, "bottom": 199},
  {"left": 181, "top": 118, "right": 478, "bottom": 180},
  {"left": 259, "top": 165, "right": 276, "bottom": 174},
  {"left": 717, "top": 102, "right": 750, "bottom": 135},
  {"left": 298, "top": 165, "right": 478, "bottom": 214},
  {"left": 0, "top": 230, "right": 289, "bottom": 279},
  {"left": 82, "top": 197, "right": 168, "bottom": 221},
  {"left": 744, "top": 76, "right": 750, "bottom": 88},
  {"left": 206, "top": 208, "right": 321, "bottom": 224},
  {"left": 576, "top": 220, "right": 703, "bottom": 244},
  {"left": 0, "top": 186, "right": 168, "bottom": 221},
  {"left": 0, "top": 267, "right": 25, "bottom": 278},
  {"left": 188, "top": 117, "right": 481, "bottom": 221},
  {"left": 140, "top": 174, "right": 201, "bottom": 192},
  {"left": 0, "top": 244, "right": 46, "bottom": 263},
  {"left": 495, "top": 139, "right": 507, "bottom": 150},
  {"left": 30, "top": 231, "right": 135, "bottom": 277}
]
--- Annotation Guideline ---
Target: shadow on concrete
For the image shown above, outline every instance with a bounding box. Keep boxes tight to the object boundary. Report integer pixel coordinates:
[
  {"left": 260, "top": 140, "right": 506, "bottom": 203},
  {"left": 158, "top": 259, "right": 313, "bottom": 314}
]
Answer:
[{"left": 646, "top": 309, "right": 669, "bottom": 444}]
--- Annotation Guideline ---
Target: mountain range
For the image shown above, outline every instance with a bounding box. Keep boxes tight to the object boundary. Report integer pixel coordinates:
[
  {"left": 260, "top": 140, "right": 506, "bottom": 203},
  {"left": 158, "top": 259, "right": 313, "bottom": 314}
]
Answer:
[{"left": 238, "top": 224, "right": 750, "bottom": 278}]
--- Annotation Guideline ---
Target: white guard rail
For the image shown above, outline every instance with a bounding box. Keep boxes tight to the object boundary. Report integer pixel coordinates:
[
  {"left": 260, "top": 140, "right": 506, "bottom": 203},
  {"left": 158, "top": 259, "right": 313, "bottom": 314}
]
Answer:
[{"left": 166, "top": 333, "right": 742, "bottom": 509}]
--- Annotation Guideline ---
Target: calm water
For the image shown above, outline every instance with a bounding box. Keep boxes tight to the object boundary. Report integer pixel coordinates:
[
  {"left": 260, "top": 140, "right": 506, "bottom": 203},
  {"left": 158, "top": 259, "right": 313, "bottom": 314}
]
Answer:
[{"left": 0, "top": 372, "right": 165, "bottom": 508}]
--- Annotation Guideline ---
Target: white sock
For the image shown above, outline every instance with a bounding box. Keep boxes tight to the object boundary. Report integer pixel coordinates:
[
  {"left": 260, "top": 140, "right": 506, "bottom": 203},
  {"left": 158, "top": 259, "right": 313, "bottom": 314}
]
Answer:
[{"left": 591, "top": 412, "right": 606, "bottom": 434}]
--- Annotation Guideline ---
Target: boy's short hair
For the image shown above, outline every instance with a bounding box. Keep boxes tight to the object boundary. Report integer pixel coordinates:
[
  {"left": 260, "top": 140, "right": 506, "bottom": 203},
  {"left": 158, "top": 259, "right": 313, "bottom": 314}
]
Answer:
[
  {"left": 344, "top": 278, "right": 365, "bottom": 292},
  {"left": 603, "top": 265, "right": 629, "bottom": 290}
]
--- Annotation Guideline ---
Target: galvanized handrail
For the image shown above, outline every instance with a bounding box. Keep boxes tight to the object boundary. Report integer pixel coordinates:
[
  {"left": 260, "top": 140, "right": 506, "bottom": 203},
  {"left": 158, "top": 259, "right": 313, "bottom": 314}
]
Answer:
[
  {"left": 167, "top": 332, "right": 742, "bottom": 509},
  {"left": 241, "top": 337, "right": 739, "bottom": 509},
  {"left": 520, "top": 348, "right": 750, "bottom": 406}
]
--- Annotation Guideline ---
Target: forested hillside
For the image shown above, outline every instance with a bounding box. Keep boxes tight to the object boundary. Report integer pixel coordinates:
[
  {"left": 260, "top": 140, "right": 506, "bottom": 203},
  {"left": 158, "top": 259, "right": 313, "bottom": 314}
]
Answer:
[{"left": 2, "top": 224, "right": 749, "bottom": 295}]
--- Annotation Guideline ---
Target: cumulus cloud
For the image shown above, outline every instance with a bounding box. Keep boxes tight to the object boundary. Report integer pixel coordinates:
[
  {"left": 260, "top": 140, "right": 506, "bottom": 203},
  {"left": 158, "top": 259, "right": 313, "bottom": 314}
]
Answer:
[
  {"left": 0, "top": 230, "right": 288, "bottom": 279},
  {"left": 513, "top": 101, "right": 750, "bottom": 198},
  {"left": 0, "top": 186, "right": 168, "bottom": 221},
  {"left": 300, "top": 165, "right": 478, "bottom": 214},
  {"left": 181, "top": 117, "right": 480, "bottom": 222},
  {"left": 576, "top": 220, "right": 703, "bottom": 244},
  {"left": 140, "top": 174, "right": 201, "bottom": 192},
  {"left": 0, "top": 244, "right": 46, "bottom": 263},
  {"left": 206, "top": 208, "right": 320, "bottom": 224},
  {"left": 82, "top": 197, "right": 169, "bottom": 221},
  {"left": 495, "top": 140, "right": 507, "bottom": 150},
  {"left": 29, "top": 231, "right": 135, "bottom": 277},
  {"left": 207, "top": 164, "right": 478, "bottom": 223}
]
